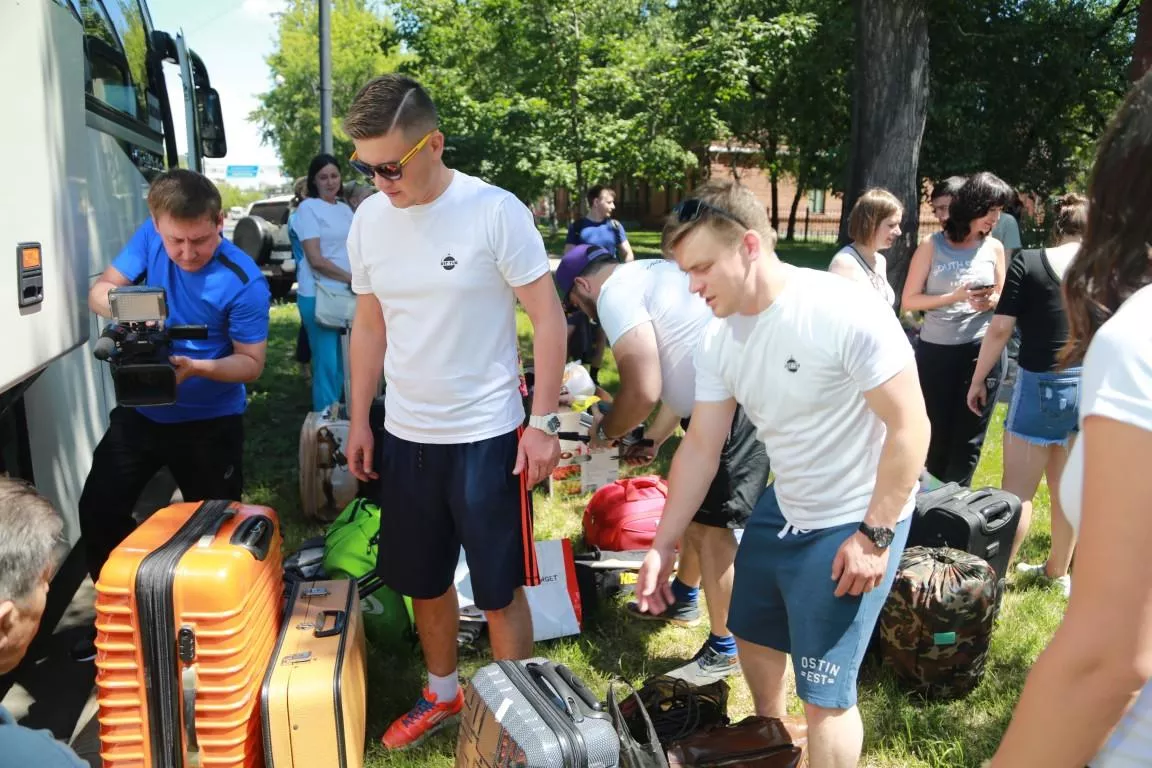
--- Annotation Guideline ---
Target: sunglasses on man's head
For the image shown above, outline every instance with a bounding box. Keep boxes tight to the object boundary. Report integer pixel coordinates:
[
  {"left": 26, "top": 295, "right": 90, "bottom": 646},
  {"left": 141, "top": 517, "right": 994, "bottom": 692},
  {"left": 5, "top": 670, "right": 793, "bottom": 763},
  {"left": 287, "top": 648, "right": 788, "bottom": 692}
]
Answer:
[
  {"left": 674, "top": 198, "right": 749, "bottom": 229},
  {"left": 349, "top": 130, "right": 435, "bottom": 181}
]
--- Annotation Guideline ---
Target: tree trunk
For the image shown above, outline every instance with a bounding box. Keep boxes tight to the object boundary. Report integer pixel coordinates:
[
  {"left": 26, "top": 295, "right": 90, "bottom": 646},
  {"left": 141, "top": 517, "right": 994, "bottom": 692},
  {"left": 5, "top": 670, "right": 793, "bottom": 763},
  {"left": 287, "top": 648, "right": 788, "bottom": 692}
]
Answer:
[
  {"left": 786, "top": 181, "right": 805, "bottom": 241},
  {"left": 1134, "top": 0, "right": 1152, "bottom": 81},
  {"left": 842, "top": 0, "right": 930, "bottom": 307},
  {"left": 767, "top": 135, "right": 780, "bottom": 234}
]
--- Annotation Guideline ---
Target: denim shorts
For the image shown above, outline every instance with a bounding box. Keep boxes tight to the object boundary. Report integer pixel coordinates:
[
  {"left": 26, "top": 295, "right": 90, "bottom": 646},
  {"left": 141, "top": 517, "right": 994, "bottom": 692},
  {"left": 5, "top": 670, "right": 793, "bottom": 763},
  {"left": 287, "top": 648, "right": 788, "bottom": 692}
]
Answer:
[
  {"left": 1005, "top": 366, "right": 1082, "bottom": 447},
  {"left": 728, "top": 486, "right": 910, "bottom": 709}
]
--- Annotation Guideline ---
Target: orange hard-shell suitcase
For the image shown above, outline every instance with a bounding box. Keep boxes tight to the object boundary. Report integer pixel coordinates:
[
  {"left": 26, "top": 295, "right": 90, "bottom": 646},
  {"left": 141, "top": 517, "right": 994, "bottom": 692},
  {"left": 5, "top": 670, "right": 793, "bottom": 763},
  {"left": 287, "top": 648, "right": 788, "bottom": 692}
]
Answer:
[{"left": 94, "top": 500, "right": 284, "bottom": 768}]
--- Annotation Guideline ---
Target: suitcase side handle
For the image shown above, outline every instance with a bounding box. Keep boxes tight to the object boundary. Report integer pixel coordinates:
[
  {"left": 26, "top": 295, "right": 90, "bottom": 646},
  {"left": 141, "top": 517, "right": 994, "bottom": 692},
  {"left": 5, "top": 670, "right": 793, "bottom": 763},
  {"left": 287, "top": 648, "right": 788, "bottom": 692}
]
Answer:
[
  {"left": 313, "top": 609, "right": 346, "bottom": 638},
  {"left": 181, "top": 666, "right": 200, "bottom": 768}
]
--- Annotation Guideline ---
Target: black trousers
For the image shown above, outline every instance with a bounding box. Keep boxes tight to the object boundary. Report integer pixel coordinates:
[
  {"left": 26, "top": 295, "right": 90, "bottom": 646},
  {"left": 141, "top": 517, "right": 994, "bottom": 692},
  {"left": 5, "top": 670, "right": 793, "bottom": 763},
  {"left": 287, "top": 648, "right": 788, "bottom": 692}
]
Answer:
[
  {"left": 916, "top": 339, "right": 1003, "bottom": 486},
  {"left": 78, "top": 407, "right": 245, "bottom": 582}
]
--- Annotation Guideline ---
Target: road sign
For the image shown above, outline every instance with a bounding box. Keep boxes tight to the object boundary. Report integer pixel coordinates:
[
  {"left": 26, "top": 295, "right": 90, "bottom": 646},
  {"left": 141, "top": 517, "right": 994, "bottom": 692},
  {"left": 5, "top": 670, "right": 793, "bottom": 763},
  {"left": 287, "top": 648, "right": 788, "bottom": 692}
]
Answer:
[{"left": 226, "top": 165, "right": 260, "bottom": 179}]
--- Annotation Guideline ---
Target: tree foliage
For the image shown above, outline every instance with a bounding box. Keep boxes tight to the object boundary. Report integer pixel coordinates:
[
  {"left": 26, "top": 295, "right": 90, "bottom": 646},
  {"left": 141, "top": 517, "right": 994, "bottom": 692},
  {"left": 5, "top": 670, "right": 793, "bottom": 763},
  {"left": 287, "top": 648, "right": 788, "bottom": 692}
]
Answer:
[{"left": 251, "top": 0, "right": 403, "bottom": 179}]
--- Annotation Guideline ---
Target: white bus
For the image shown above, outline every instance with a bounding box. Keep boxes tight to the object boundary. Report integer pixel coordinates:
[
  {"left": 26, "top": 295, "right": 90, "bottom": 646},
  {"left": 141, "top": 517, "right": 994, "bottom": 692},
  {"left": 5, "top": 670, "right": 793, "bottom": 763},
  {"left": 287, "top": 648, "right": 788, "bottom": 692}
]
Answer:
[{"left": 0, "top": 0, "right": 227, "bottom": 628}]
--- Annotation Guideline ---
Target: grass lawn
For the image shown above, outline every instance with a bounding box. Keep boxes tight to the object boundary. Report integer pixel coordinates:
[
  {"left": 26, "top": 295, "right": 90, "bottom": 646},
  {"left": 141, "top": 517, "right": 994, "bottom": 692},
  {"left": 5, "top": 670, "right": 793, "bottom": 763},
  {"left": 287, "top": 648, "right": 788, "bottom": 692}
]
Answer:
[{"left": 245, "top": 234, "right": 1066, "bottom": 767}]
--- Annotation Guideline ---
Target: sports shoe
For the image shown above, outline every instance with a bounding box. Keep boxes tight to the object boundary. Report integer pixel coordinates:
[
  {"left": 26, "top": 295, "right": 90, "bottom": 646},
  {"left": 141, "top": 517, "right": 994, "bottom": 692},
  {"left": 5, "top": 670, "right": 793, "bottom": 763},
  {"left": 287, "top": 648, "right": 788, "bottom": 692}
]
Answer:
[
  {"left": 381, "top": 687, "right": 464, "bottom": 750},
  {"left": 1016, "top": 562, "right": 1072, "bottom": 598},
  {"left": 625, "top": 597, "right": 701, "bottom": 627},
  {"left": 71, "top": 626, "right": 98, "bottom": 663},
  {"left": 665, "top": 642, "right": 740, "bottom": 685}
]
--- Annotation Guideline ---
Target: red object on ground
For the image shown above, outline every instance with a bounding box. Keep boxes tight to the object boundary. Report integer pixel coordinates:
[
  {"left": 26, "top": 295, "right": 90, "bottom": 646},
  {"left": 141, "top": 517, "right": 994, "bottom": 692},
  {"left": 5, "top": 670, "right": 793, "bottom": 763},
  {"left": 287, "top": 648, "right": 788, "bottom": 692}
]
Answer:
[{"left": 583, "top": 475, "right": 668, "bottom": 551}]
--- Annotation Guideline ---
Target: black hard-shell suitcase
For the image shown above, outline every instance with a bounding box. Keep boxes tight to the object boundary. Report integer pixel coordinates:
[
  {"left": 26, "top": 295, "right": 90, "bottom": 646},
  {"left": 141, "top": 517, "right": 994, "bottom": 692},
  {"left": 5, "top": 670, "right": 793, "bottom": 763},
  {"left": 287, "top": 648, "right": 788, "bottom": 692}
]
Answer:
[
  {"left": 456, "top": 658, "right": 620, "bottom": 767},
  {"left": 907, "top": 483, "right": 1022, "bottom": 582}
]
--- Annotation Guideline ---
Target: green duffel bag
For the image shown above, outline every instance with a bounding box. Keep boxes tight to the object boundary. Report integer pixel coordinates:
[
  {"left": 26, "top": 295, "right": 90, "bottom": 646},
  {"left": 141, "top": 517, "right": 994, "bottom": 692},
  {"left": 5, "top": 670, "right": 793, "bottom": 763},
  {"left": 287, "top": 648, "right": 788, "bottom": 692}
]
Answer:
[{"left": 323, "top": 497, "right": 414, "bottom": 648}]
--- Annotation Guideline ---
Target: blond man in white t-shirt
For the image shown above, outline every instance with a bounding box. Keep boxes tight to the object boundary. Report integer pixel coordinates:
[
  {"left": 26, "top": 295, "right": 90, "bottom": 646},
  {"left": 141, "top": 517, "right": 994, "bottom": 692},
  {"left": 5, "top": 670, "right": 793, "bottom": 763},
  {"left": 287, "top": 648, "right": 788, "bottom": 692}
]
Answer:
[
  {"left": 636, "top": 180, "right": 930, "bottom": 768},
  {"left": 341, "top": 74, "right": 568, "bottom": 751}
]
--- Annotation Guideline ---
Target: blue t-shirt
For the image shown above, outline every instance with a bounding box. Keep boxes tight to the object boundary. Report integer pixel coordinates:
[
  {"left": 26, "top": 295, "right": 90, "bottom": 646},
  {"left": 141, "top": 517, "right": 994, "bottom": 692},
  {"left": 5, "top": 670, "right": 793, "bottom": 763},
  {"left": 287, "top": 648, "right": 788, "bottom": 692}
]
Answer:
[
  {"left": 565, "top": 217, "right": 627, "bottom": 256},
  {"left": 111, "top": 219, "right": 271, "bottom": 424},
  {"left": 0, "top": 704, "right": 87, "bottom": 767}
]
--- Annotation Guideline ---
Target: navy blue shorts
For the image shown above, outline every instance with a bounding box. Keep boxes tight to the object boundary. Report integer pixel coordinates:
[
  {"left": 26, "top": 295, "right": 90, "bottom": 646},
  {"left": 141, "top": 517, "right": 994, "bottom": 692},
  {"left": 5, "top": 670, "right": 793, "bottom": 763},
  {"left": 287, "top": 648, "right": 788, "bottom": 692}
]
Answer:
[
  {"left": 373, "top": 427, "right": 539, "bottom": 611},
  {"left": 728, "top": 485, "right": 910, "bottom": 709}
]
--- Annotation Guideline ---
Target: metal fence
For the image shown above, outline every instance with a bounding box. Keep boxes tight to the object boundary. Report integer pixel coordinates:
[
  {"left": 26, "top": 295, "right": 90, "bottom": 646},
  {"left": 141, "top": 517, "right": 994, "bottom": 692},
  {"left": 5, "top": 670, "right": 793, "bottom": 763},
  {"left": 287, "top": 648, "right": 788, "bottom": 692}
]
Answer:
[{"left": 775, "top": 211, "right": 943, "bottom": 244}]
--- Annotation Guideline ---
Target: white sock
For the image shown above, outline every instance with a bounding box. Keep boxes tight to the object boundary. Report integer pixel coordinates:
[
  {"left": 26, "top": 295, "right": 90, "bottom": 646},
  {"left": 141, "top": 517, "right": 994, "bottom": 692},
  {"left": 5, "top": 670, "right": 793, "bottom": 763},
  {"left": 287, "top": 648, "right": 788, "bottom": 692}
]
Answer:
[{"left": 428, "top": 670, "right": 459, "bottom": 703}]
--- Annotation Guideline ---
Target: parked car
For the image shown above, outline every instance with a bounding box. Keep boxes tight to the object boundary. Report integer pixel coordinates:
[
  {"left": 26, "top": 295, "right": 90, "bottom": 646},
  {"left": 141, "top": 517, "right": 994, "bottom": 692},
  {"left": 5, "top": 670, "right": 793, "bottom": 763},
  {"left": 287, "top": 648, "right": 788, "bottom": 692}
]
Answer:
[{"left": 230, "top": 195, "right": 296, "bottom": 300}]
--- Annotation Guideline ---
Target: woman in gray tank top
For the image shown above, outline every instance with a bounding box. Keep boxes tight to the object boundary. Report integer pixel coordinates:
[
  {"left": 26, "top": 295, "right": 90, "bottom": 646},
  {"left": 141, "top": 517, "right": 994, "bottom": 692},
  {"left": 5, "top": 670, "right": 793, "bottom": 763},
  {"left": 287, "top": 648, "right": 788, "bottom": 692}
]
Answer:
[{"left": 901, "top": 172, "right": 1012, "bottom": 485}]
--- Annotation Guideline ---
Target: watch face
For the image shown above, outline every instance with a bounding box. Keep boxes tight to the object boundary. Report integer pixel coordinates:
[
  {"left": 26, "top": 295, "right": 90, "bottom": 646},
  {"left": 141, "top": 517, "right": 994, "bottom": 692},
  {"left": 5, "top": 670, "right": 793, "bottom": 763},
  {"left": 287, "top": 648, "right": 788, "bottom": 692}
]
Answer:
[
  {"left": 547, "top": 415, "right": 561, "bottom": 433},
  {"left": 874, "top": 528, "right": 894, "bottom": 548}
]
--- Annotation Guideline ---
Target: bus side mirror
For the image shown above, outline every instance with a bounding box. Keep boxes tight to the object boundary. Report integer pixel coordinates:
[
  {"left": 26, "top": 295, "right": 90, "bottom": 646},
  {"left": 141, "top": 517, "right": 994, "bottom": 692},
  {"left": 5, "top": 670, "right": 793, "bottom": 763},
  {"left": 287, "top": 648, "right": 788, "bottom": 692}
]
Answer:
[{"left": 197, "top": 87, "right": 227, "bottom": 158}]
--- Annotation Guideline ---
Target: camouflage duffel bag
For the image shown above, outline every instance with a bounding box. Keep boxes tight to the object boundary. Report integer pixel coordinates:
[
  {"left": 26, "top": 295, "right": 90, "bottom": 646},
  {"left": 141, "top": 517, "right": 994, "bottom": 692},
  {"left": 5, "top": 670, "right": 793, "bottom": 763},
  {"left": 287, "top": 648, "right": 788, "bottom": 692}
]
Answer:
[{"left": 877, "top": 546, "right": 998, "bottom": 701}]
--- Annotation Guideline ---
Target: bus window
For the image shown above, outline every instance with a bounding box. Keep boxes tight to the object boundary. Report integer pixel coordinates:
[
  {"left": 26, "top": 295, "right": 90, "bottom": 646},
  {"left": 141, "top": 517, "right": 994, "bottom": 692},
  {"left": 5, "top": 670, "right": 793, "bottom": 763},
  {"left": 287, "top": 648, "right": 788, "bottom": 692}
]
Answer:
[
  {"left": 79, "top": 0, "right": 148, "bottom": 124},
  {"left": 52, "top": 0, "right": 81, "bottom": 17}
]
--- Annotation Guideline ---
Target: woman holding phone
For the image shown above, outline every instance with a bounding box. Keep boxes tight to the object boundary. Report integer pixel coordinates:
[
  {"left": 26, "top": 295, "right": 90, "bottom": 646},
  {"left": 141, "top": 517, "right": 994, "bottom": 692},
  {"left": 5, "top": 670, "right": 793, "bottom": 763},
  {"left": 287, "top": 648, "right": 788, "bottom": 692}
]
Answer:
[{"left": 902, "top": 172, "right": 1012, "bottom": 485}]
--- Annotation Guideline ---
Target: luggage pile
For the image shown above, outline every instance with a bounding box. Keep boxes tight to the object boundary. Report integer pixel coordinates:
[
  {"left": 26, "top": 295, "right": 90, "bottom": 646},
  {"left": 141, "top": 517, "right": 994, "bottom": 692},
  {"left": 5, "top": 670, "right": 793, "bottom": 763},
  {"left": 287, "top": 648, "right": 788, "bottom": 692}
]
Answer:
[{"left": 93, "top": 500, "right": 368, "bottom": 768}]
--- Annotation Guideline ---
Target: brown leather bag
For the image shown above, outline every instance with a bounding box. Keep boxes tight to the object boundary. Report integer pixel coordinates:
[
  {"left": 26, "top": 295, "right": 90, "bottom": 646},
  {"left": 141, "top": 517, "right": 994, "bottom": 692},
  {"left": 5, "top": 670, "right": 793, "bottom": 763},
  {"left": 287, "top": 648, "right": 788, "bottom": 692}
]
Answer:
[{"left": 666, "top": 715, "right": 808, "bottom": 767}]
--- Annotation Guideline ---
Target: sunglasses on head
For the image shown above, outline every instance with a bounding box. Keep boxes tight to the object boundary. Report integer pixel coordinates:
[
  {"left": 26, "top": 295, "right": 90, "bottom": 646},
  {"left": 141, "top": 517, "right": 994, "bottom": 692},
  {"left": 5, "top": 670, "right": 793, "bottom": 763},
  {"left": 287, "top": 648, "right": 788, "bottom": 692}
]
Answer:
[
  {"left": 349, "top": 130, "right": 435, "bottom": 181},
  {"left": 674, "top": 198, "right": 749, "bottom": 229}
]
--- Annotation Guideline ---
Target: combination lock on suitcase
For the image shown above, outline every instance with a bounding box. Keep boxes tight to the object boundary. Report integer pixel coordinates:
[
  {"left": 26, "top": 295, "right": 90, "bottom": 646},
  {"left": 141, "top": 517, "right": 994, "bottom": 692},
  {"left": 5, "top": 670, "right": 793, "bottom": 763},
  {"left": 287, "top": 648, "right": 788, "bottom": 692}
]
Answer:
[
  {"left": 907, "top": 483, "right": 1023, "bottom": 582},
  {"left": 457, "top": 658, "right": 620, "bottom": 767}
]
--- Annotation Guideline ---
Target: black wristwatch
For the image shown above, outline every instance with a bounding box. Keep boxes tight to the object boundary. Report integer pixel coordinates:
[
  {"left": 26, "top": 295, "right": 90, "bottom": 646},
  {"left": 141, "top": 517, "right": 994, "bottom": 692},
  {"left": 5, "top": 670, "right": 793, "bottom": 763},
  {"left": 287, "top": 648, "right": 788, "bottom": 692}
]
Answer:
[{"left": 858, "top": 522, "right": 895, "bottom": 550}]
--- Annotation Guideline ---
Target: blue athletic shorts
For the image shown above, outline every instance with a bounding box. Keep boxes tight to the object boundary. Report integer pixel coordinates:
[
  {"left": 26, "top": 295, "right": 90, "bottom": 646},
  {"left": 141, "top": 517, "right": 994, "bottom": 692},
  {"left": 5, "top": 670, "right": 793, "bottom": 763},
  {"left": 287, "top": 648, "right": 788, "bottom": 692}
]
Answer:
[
  {"left": 728, "top": 485, "right": 911, "bottom": 709},
  {"left": 373, "top": 427, "right": 539, "bottom": 611},
  {"left": 1005, "top": 366, "right": 1081, "bottom": 447}
]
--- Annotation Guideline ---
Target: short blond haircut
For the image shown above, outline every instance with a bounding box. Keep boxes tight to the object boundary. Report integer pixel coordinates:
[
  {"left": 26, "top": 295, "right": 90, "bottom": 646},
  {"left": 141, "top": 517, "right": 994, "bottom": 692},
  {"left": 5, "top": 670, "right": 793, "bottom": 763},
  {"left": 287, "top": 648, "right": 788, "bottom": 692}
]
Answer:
[
  {"left": 661, "top": 180, "right": 777, "bottom": 257},
  {"left": 847, "top": 188, "right": 903, "bottom": 245}
]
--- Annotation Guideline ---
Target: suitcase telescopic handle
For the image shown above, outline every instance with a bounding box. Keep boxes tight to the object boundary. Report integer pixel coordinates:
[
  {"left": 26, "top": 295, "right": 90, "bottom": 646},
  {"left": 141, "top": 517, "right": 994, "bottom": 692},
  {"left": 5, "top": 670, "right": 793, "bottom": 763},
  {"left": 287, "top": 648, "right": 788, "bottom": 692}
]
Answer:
[
  {"left": 527, "top": 662, "right": 587, "bottom": 722},
  {"left": 313, "top": 609, "right": 347, "bottom": 638}
]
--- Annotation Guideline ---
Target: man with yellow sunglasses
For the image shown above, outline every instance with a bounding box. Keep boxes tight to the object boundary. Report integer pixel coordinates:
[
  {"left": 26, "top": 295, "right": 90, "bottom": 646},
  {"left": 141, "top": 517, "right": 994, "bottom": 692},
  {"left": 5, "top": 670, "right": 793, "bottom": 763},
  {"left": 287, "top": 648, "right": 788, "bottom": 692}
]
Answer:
[{"left": 341, "top": 74, "right": 567, "bottom": 751}]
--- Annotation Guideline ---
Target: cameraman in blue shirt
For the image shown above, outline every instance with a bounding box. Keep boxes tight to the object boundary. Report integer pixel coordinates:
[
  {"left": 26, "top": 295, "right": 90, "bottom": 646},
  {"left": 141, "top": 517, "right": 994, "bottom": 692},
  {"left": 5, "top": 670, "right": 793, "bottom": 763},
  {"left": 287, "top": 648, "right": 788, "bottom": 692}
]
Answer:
[{"left": 73, "top": 170, "right": 270, "bottom": 661}]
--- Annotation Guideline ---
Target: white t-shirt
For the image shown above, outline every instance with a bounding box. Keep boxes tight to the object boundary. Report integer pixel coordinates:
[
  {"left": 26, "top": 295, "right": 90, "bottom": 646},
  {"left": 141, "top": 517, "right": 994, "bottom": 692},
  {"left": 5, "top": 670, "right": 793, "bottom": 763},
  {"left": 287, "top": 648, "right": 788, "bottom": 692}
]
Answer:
[
  {"left": 1059, "top": 283, "right": 1152, "bottom": 767},
  {"left": 347, "top": 171, "right": 550, "bottom": 443},
  {"left": 293, "top": 198, "right": 354, "bottom": 293},
  {"left": 828, "top": 245, "right": 896, "bottom": 308},
  {"left": 288, "top": 210, "right": 315, "bottom": 298},
  {"left": 596, "top": 260, "right": 712, "bottom": 419},
  {"left": 694, "top": 267, "right": 916, "bottom": 529}
]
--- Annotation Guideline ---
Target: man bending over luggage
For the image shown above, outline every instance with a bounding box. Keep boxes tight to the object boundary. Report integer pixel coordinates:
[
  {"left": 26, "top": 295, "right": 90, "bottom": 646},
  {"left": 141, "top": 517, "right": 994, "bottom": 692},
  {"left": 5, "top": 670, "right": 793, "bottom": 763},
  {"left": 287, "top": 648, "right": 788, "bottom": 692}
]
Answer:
[
  {"left": 637, "top": 181, "right": 930, "bottom": 768},
  {"left": 75, "top": 170, "right": 270, "bottom": 661},
  {"left": 341, "top": 74, "right": 566, "bottom": 750},
  {"left": 0, "top": 479, "right": 88, "bottom": 766},
  {"left": 554, "top": 244, "right": 770, "bottom": 684}
]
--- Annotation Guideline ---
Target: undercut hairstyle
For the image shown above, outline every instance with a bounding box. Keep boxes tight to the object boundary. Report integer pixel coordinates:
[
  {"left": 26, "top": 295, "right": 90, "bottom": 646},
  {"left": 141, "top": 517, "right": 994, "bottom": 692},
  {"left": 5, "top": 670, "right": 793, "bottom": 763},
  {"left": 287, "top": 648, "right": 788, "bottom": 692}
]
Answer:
[
  {"left": 1061, "top": 71, "right": 1152, "bottom": 366},
  {"left": 943, "top": 171, "right": 1014, "bottom": 243},
  {"left": 586, "top": 185, "right": 614, "bottom": 206},
  {"left": 931, "top": 175, "right": 967, "bottom": 202},
  {"left": 847, "top": 188, "right": 903, "bottom": 245},
  {"left": 1051, "top": 192, "right": 1088, "bottom": 241},
  {"left": 661, "top": 180, "right": 777, "bottom": 256},
  {"left": 343, "top": 74, "right": 439, "bottom": 141},
  {"left": 147, "top": 169, "right": 222, "bottom": 222},
  {"left": 0, "top": 479, "right": 62, "bottom": 605},
  {"left": 305, "top": 153, "right": 341, "bottom": 199}
]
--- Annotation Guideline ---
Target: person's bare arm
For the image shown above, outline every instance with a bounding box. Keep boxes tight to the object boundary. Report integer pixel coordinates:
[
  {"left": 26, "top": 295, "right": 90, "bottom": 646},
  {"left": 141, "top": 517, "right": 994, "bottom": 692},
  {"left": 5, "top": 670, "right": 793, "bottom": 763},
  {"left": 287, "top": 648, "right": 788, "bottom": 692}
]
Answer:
[
  {"left": 636, "top": 398, "right": 737, "bottom": 612},
  {"left": 901, "top": 239, "right": 969, "bottom": 311},
  {"left": 513, "top": 273, "right": 567, "bottom": 486},
  {"left": 990, "top": 416, "right": 1152, "bottom": 766},
  {"left": 967, "top": 315, "right": 1015, "bottom": 414},
  {"left": 173, "top": 339, "right": 266, "bottom": 385},
  {"left": 302, "top": 238, "right": 353, "bottom": 284},
  {"left": 88, "top": 265, "right": 133, "bottom": 318},
  {"left": 345, "top": 294, "right": 387, "bottom": 482},
  {"left": 619, "top": 239, "right": 636, "bottom": 263},
  {"left": 828, "top": 253, "right": 869, "bottom": 285},
  {"left": 832, "top": 364, "right": 930, "bottom": 597},
  {"left": 596, "top": 322, "right": 661, "bottom": 441}
]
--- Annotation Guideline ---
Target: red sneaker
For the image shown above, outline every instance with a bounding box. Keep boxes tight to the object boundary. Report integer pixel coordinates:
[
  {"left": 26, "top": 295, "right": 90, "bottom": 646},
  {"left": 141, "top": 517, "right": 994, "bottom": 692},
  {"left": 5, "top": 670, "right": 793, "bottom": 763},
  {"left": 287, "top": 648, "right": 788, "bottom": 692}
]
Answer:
[{"left": 380, "top": 687, "right": 465, "bottom": 750}]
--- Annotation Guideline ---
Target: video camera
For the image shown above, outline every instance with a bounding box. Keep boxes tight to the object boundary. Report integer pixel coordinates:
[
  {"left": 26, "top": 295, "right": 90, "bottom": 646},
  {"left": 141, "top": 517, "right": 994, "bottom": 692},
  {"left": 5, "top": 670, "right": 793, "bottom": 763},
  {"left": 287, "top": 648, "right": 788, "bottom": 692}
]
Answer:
[{"left": 93, "top": 286, "right": 208, "bottom": 407}]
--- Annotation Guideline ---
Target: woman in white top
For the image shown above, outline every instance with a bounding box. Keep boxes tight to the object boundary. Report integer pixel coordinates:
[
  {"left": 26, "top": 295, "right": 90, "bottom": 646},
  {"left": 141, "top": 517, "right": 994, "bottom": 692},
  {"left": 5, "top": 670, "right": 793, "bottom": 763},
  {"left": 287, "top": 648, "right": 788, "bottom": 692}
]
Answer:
[
  {"left": 989, "top": 70, "right": 1152, "bottom": 768},
  {"left": 828, "top": 187, "right": 901, "bottom": 309},
  {"left": 293, "top": 153, "right": 355, "bottom": 412}
]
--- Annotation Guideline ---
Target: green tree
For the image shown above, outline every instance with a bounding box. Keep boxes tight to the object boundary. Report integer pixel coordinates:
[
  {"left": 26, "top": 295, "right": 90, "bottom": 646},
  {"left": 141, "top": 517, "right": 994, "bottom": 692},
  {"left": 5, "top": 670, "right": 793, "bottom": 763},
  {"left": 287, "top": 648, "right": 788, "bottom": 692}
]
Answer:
[{"left": 251, "top": 0, "right": 403, "bottom": 178}]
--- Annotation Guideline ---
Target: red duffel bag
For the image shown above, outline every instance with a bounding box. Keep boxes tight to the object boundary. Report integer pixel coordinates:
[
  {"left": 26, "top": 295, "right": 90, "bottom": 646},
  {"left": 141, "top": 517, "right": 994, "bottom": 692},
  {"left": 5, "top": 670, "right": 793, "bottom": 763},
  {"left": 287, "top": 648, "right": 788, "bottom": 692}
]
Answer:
[{"left": 583, "top": 475, "right": 668, "bottom": 551}]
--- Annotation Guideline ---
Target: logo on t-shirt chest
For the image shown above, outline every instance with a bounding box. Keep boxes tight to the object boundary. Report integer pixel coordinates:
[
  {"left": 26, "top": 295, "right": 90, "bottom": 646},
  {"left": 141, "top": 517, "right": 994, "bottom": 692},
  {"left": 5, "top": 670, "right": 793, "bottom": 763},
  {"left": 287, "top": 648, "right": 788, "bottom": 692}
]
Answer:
[{"left": 441, "top": 253, "right": 457, "bottom": 271}]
